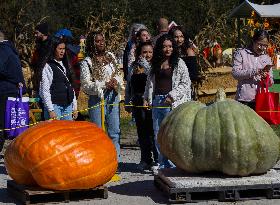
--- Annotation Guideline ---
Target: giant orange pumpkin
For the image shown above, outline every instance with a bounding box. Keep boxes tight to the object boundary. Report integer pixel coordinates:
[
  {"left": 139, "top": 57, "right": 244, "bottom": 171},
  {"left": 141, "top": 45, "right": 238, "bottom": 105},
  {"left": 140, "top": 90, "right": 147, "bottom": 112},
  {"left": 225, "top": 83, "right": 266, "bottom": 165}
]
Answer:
[{"left": 4, "top": 120, "right": 117, "bottom": 190}]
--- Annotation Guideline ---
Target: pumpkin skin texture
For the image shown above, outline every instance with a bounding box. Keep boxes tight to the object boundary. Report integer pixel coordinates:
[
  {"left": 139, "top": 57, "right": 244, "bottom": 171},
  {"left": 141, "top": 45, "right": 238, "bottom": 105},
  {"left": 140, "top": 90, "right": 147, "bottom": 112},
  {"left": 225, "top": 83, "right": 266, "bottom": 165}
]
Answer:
[
  {"left": 158, "top": 100, "right": 280, "bottom": 176},
  {"left": 4, "top": 120, "right": 117, "bottom": 190}
]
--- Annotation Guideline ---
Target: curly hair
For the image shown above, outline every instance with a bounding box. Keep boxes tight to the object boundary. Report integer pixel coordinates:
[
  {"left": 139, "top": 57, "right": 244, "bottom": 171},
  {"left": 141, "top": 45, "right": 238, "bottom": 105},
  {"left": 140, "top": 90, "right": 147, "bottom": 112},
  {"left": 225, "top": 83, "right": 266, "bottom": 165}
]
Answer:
[
  {"left": 84, "top": 32, "right": 120, "bottom": 81},
  {"left": 151, "top": 34, "right": 179, "bottom": 74},
  {"left": 85, "top": 32, "right": 105, "bottom": 57}
]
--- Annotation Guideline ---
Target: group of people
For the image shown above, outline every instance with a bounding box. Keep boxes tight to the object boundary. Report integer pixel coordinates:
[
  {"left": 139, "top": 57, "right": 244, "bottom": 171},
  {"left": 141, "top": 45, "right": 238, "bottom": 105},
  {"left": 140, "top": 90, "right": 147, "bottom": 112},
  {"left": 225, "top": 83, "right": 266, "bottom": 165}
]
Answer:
[
  {"left": 122, "top": 18, "right": 201, "bottom": 171},
  {"left": 34, "top": 18, "right": 198, "bottom": 171},
  {"left": 0, "top": 17, "right": 275, "bottom": 174}
]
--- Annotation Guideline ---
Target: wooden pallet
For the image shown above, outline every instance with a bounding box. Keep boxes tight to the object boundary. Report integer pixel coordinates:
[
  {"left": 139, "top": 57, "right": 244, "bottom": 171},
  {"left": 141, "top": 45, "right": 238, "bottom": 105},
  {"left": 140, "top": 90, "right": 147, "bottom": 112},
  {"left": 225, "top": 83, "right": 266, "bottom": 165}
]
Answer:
[
  {"left": 154, "top": 168, "right": 280, "bottom": 203},
  {"left": 7, "top": 180, "right": 108, "bottom": 204}
]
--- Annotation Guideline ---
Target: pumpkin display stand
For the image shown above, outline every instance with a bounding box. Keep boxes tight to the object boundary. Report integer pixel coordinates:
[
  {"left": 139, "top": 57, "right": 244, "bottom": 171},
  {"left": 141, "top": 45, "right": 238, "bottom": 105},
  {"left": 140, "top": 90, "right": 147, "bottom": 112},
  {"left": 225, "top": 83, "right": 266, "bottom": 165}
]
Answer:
[
  {"left": 154, "top": 168, "right": 280, "bottom": 203},
  {"left": 7, "top": 180, "right": 108, "bottom": 205},
  {"left": 4, "top": 120, "right": 118, "bottom": 204},
  {"left": 154, "top": 90, "right": 280, "bottom": 203}
]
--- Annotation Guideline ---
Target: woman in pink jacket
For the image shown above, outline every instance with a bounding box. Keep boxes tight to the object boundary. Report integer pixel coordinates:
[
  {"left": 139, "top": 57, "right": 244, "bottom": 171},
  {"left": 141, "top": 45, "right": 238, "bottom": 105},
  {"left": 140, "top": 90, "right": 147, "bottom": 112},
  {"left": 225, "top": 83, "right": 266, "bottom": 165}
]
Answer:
[{"left": 232, "top": 30, "right": 274, "bottom": 110}]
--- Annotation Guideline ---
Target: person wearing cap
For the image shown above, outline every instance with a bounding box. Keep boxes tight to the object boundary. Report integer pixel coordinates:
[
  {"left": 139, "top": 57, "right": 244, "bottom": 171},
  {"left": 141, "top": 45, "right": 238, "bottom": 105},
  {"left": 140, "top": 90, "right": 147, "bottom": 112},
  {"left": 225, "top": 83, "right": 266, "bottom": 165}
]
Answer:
[
  {"left": 31, "top": 22, "right": 52, "bottom": 96},
  {"left": 31, "top": 22, "right": 52, "bottom": 120},
  {"left": 34, "top": 22, "right": 49, "bottom": 43},
  {"left": 55, "top": 28, "right": 73, "bottom": 39}
]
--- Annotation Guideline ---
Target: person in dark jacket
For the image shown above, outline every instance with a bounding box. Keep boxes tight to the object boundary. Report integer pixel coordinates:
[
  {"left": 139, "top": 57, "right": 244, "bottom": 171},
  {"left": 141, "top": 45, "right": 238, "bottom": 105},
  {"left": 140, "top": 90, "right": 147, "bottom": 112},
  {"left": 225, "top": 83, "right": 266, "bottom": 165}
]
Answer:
[
  {"left": 31, "top": 23, "right": 52, "bottom": 120},
  {"left": 123, "top": 23, "right": 147, "bottom": 81},
  {"left": 127, "top": 41, "right": 158, "bottom": 171},
  {"left": 0, "top": 28, "right": 26, "bottom": 152},
  {"left": 31, "top": 22, "right": 52, "bottom": 94}
]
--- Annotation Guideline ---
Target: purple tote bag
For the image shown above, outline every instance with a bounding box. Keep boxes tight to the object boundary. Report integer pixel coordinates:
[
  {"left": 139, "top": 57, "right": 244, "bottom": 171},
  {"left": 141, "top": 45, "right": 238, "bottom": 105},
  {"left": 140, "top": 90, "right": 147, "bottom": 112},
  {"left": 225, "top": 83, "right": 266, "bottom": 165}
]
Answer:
[{"left": 5, "top": 87, "right": 29, "bottom": 139}]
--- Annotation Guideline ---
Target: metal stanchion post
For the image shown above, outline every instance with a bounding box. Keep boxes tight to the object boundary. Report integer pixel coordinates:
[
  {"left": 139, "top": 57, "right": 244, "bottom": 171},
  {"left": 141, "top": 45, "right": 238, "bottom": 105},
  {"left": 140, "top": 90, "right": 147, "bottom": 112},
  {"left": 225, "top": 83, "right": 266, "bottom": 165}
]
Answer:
[{"left": 101, "top": 97, "right": 105, "bottom": 131}]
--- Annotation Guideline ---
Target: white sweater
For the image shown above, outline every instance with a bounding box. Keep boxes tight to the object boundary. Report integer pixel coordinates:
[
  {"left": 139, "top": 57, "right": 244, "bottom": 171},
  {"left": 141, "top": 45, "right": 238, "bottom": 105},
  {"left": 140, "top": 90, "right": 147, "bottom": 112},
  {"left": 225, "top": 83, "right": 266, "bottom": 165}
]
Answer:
[
  {"left": 80, "top": 52, "right": 123, "bottom": 98},
  {"left": 144, "top": 58, "right": 192, "bottom": 109}
]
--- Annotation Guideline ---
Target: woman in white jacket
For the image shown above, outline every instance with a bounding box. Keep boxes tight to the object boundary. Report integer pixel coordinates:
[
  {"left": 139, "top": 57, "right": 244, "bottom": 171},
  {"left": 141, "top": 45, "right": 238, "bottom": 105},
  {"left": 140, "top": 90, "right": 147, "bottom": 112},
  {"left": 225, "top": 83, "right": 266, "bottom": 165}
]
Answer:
[
  {"left": 144, "top": 34, "right": 192, "bottom": 169},
  {"left": 80, "top": 32, "right": 123, "bottom": 161}
]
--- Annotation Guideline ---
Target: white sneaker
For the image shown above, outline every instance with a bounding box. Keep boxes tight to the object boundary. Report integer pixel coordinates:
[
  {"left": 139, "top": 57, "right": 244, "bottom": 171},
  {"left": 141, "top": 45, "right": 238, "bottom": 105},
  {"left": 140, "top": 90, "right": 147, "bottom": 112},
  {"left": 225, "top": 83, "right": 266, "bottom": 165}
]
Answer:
[{"left": 151, "top": 163, "right": 160, "bottom": 175}]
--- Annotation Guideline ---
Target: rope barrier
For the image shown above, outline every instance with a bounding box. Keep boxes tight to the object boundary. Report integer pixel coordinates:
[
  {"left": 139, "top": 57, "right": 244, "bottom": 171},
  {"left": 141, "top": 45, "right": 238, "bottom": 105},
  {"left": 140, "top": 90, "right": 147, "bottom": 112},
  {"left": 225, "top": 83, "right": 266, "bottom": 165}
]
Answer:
[
  {"left": 0, "top": 102, "right": 171, "bottom": 132},
  {"left": 2, "top": 98, "right": 278, "bottom": 134}
]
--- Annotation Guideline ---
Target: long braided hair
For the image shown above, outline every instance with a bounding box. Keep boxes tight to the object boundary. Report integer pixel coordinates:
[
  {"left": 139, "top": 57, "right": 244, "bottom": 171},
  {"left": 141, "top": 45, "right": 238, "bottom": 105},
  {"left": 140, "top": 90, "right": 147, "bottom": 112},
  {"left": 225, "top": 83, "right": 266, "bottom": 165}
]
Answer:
[{"left": 85, "top": 32, "right": 120, "bottom": 81}]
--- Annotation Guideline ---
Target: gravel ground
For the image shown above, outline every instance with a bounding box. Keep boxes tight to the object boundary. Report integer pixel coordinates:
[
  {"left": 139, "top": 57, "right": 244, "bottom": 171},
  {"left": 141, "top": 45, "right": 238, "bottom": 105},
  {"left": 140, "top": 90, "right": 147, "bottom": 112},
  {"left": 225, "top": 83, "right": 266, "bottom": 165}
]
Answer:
[{"left": 2, "top": 141, "right": 280, "bottom": 205}]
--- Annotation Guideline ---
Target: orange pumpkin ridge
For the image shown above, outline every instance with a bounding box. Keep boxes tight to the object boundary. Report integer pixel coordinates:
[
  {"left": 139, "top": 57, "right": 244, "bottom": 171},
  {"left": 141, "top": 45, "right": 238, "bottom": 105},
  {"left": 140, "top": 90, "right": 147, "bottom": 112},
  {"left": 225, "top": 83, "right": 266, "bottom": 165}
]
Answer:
[{"left": 4, "top": 120, "right": 117, "bottom": 190}]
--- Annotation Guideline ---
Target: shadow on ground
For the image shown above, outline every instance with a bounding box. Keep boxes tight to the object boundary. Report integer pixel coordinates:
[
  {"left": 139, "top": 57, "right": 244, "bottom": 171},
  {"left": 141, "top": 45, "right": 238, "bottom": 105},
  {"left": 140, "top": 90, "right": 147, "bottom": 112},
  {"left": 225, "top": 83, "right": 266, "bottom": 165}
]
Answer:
[
  {"left": 0, "top": 161, "right": 18, "bottom": 204},
  {"left": 109, "top": 180, "right": 169, "bottom": 204},
  {"left": 0, "top": 163, "right": 7, "bottom": 175},
  {"left": 118, "top": 162, "right": 153, "bottom": 174},
  {"left": 0, "top": 188, "right": 20, "bottom": 204}
]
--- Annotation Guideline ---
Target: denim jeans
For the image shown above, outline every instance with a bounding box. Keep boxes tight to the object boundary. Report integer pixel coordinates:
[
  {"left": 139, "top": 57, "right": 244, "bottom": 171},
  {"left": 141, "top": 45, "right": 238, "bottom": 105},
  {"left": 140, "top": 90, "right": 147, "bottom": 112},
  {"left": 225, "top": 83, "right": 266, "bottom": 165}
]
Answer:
[
  {"left": 88, "top": 90, "right": 121, "bottom": 161},
  {"left": 44, "top": 103, "right": 73, "bottom": 120},
  {"left": 152, "top": 94, "right": 175, "bottom": 169}
]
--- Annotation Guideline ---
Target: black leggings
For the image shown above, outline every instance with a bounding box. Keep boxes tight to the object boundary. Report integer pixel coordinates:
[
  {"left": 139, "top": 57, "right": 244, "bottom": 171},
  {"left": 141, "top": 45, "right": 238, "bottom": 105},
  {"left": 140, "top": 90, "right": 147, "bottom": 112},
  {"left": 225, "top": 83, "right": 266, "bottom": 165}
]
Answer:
[{"left": 0, "top": 93, "right": 17, "bottom": 152}]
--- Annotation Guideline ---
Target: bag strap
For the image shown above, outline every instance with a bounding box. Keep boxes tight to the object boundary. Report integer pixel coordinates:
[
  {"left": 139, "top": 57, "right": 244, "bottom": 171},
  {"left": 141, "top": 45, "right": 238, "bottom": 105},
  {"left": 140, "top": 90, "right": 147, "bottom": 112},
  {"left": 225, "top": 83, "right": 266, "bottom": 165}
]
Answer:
[
  {"left": 51, "top": 61, "right": 71, "bottom": 84},
  {"left": 16, "top": 86, "right": 23, "bottom": 102},
  {"left": 19, "top": 86, "right": 23, "bottom": 98}
]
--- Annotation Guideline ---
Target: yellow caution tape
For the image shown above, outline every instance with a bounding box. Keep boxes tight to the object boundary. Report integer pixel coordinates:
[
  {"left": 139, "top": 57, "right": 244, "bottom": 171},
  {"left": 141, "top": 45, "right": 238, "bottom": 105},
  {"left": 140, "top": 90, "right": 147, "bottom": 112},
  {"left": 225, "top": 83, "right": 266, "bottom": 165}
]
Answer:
[{"left": 0, "top": 102, "right": 171, "bottom": 132}]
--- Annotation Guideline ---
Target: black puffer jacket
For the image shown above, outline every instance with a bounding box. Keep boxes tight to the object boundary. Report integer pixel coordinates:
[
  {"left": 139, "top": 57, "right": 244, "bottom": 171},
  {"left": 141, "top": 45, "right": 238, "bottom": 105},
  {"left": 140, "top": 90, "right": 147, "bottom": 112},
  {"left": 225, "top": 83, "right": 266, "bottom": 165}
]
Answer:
[{"left": 0, "top": 41, "right": 26, "bottom": 95}]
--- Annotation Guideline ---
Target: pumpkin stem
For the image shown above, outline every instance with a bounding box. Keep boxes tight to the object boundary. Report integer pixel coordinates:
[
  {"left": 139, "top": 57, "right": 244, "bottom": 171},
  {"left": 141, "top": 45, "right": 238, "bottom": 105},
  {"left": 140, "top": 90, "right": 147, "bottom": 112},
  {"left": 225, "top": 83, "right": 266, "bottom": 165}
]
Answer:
[{"left": 215, "top": 88, "right": 226, "bottom": 102}]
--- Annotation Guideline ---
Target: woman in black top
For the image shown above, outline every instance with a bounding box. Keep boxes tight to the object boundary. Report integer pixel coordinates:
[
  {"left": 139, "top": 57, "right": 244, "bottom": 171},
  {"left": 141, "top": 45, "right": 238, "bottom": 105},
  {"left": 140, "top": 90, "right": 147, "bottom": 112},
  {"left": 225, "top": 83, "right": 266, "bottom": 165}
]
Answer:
[
  {"left": 143, "top": 34, "right": 192, "bottom": 169},
  {"left": 169, "top": 26, "right": 199, "bottom": 99},
  {"left": 128, "top": 41, "right": 158, "bottom": 171}
]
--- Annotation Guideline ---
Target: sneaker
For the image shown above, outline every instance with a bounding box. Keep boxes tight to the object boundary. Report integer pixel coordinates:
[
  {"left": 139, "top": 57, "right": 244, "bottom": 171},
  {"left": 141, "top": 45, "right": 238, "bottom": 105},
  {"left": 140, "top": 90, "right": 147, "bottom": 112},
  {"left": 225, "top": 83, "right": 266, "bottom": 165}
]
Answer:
[
  {"left": 136, "top": 161, "right": 151, "bottom": 172},
  {"left": 151, "top": 163, "right": 160, "bottom": 175}
]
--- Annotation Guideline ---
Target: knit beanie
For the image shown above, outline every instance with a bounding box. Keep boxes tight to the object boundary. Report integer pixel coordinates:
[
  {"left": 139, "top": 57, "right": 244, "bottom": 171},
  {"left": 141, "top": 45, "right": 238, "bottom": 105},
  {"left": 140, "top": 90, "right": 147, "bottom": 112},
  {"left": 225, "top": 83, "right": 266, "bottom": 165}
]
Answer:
[{"left": 35, "top": 23, "right": 49, "bottom": 35}]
